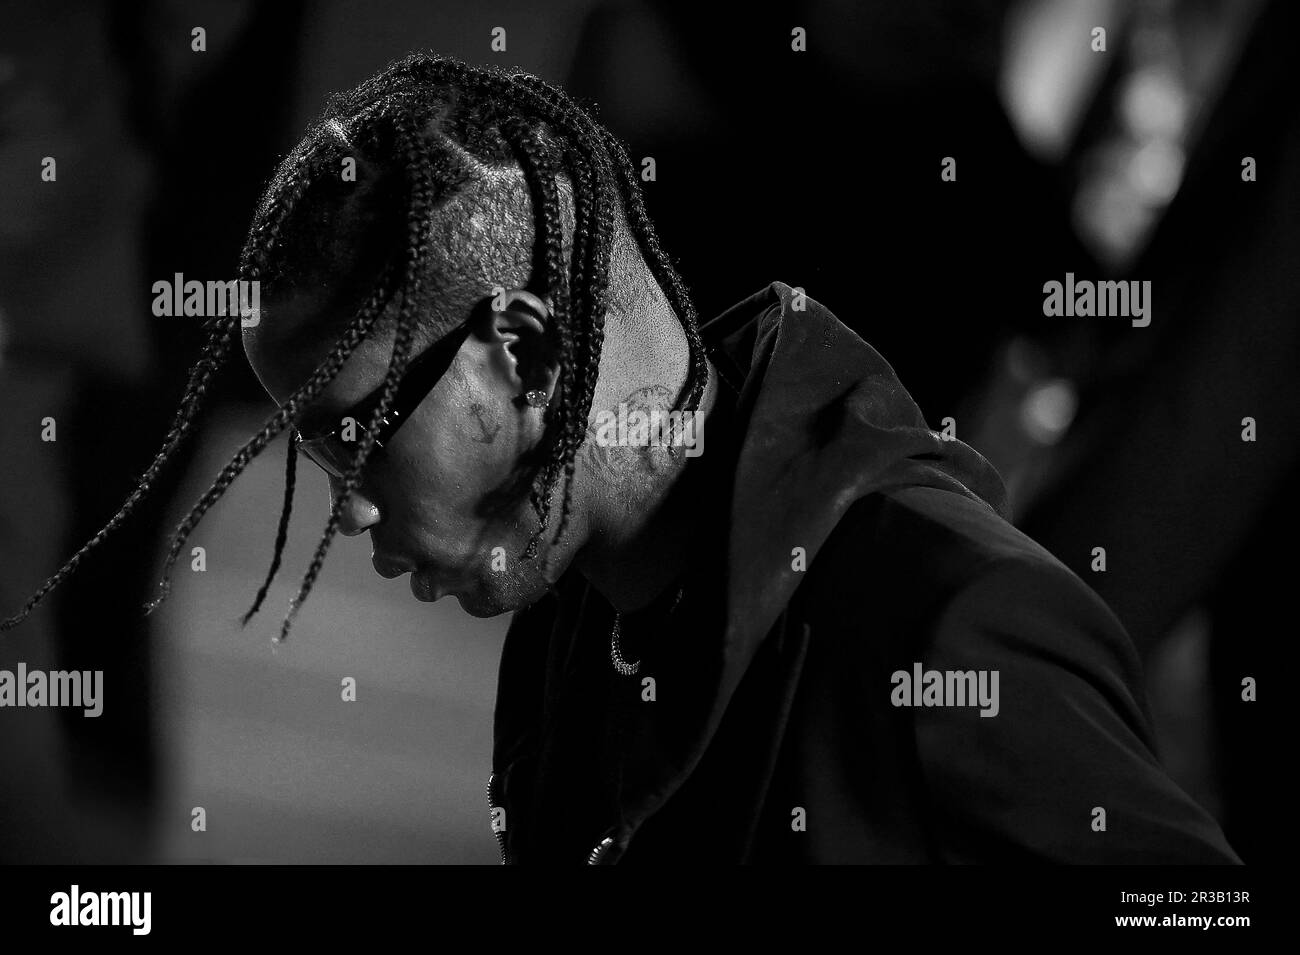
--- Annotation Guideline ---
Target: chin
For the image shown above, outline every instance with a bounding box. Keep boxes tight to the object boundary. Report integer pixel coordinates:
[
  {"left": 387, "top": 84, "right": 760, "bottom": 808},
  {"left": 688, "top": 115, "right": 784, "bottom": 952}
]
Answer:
[
  {"left": 453, "top": 592, "right": 511, "bottom": 618},
  {"left": 450, "top": 587, "right": 514, "bottom": 618},
  {"left": 452, "top": 574, "right": 550, "bottom": 618}
]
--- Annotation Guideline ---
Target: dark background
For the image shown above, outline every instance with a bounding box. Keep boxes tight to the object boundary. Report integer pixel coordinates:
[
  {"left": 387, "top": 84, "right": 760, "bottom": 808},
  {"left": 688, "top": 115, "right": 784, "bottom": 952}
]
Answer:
[{"left": 0, "top": 0, "right": 1290, "bottom": 864}]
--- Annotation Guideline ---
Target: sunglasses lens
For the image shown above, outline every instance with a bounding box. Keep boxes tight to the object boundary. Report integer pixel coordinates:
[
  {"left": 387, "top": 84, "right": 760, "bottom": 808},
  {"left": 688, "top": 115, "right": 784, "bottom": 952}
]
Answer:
[
  {"left": 298, "top": 432, "right": 389, "bottom": 479},
  {"left": 298, "top": 437, "right": 347, "bottom": 478}
]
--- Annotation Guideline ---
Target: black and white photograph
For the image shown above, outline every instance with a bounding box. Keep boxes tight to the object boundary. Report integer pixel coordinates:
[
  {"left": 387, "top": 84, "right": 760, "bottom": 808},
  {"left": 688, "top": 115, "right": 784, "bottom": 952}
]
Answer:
[{"left": 0, "top": 0, "right": 1279, "bottom": 936}]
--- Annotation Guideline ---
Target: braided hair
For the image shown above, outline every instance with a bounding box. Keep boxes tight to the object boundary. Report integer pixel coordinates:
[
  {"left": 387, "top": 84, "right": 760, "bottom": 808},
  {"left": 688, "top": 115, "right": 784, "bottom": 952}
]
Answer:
[{"left": 1, "top": 53, "right": 707, "bottom": 642}]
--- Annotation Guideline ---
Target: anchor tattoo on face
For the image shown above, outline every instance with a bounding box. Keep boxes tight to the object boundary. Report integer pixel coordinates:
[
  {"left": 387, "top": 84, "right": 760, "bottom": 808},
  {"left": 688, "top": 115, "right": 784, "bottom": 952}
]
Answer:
[{"left": 470, "top": 402, "right": 502, "bottom": 444}]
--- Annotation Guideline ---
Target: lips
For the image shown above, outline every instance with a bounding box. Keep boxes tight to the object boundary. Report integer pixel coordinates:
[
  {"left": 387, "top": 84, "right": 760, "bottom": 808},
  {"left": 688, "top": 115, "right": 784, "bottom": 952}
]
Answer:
[
  {"left": 371, "top": 553, "right": 415, "bottom": 579},
  {"left": 374, "top": 551, "right": 458, "bottom": 601},
  {"left": 410, "top": 566, "right": 445, "bottom": 602}
]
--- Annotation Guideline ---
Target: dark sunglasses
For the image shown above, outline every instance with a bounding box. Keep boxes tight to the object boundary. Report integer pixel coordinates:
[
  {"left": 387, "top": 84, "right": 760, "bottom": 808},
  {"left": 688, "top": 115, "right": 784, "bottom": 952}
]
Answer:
[{"left": 294, "top": 319, "right": 474, "bottom": 478}]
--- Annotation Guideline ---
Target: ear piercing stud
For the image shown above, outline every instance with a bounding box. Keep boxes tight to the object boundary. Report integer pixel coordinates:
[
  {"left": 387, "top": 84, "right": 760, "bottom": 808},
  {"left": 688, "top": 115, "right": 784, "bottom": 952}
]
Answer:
[{"left": 523, "top": 390, "right": 548, "bottom": 408}]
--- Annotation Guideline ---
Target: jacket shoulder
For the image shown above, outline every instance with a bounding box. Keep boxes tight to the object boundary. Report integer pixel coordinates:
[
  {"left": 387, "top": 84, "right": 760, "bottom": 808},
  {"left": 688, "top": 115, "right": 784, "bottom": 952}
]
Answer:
[
  {"left": 810, "top": 487, "right": 1241, "bottom": 862},
  {"left": 814, "top": 485, "right": 1099, "bottom": 633},
  {"left": 872, "top": 484, "right": 1068, "bottom": 575}
]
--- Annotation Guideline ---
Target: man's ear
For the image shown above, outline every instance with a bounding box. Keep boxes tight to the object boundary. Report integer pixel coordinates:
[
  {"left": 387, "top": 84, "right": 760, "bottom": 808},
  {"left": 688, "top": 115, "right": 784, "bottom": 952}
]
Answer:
[{"left": 472, "top": 288, "right": 559, "bottom": 401}]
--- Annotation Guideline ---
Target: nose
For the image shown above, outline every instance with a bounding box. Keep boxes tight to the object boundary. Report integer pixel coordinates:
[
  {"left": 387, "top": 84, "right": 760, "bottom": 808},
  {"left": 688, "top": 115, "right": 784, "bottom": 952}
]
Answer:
[{"left": 328, "top": 476, "right": 382, "bottom": 536}]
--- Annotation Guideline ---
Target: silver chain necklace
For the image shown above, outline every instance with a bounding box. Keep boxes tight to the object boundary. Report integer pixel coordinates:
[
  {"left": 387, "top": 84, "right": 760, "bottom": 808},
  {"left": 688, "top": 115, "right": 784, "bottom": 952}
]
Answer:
[{"left": 609, "top": 585, "right": 686, "bottom": 677}]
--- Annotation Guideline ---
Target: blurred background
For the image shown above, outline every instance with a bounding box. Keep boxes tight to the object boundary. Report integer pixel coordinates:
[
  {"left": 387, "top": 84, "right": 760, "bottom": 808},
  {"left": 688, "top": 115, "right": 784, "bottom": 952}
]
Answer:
[{"left": 0, "top": 0, "right": 1290, "bottom": 864}]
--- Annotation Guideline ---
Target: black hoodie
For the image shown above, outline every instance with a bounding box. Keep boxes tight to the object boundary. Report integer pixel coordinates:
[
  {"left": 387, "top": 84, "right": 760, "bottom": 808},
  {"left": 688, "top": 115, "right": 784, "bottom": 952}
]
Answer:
[{"left": 488, "top": 282, "right": 1240, "bottom": 864}]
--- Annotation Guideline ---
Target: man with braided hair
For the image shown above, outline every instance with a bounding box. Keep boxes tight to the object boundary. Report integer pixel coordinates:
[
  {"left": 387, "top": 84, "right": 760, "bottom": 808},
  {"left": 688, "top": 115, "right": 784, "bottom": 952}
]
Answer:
[{"left": 3, "top": 55, "right": 1239, "bottom": 865}]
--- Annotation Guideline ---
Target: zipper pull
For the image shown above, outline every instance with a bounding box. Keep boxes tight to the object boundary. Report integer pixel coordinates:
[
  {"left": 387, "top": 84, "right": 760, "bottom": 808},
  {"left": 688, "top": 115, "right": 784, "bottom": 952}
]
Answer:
[{"left": 486, "top": 772, "right": 509, "bottom": 865}]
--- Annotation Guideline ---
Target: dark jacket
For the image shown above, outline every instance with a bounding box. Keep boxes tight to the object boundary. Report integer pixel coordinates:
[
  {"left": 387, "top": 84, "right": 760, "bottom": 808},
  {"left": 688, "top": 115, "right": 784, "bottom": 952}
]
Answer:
[{"left": 488, "top": 282, "right": 1241, "bottom": 864}]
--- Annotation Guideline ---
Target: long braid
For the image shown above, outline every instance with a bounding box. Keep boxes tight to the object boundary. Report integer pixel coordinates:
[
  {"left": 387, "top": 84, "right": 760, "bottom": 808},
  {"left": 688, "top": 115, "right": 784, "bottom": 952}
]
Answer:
[
  {"left": 494, "top": 72, "right": 628, "bottom": 545},
  {"left": 487, "top": 73, "right": 621, "bottom": 546},
  {"left": 557, "top": 145, "right": 615, "bottom": 546},
  {"left": 277, "top": 295, "right": 414, "bottom": 640},
  {"left": 597, "top": 127, "right": 708, "bottom": 412},
  {"left": 239, "top": 429, "right": 299, "bottom": 626},
  {"left": 503, "top": 72, "right": 707, "bottom": 418},
  {"left": 142, "top": 256, "right": 402, "bottom": 613},
  {"left": 134, "top": 151, "right": 332, "bottom": 611},
  {"left": 275, "top": 107, "right": 445, "bottom": 641},
  {"left": 0, "top": 294, "right": 246, "bottom": 631},
  {"left": 501, "top": 118, "right": 572, "bottom": 556}
]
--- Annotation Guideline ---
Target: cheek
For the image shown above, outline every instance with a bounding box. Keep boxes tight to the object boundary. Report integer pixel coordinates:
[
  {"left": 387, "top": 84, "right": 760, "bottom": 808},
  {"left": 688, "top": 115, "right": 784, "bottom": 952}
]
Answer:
[{"left": 382, "top": 378, "right": 530, "bottom": 537}]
